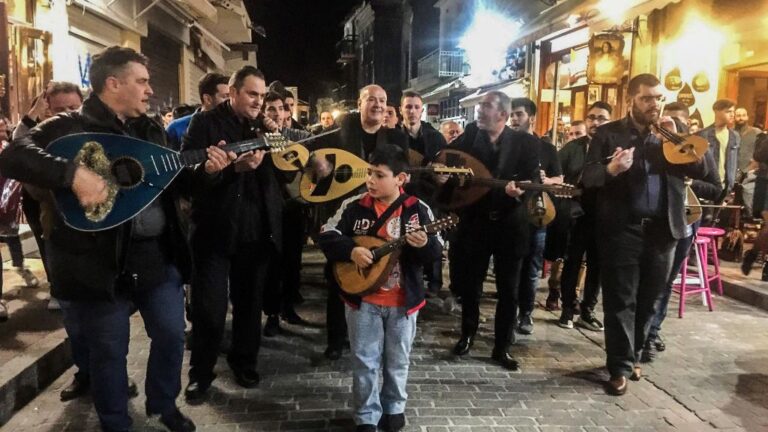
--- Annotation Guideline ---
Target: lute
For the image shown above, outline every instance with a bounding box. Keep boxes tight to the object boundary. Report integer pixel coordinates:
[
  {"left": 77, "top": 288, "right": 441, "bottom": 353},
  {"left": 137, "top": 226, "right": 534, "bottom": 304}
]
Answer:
[
  {"left": 46, "top": 132, "right": 289, "bottom": 231},
  {"left": 334, "top": 214, "right": 459, "bottom": 296}
]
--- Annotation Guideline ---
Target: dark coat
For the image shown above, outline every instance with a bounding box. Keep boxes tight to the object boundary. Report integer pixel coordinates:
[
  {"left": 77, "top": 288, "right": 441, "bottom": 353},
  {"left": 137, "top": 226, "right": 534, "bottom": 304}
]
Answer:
[
  {"left": 582, "top": 116, "right": 708, "bottom": 240},
  {"left": 403, "top": 122, "right": 447, "bottom": 205},
  {"left": 0, "top": 95, "right": 191, "bottom": 300},
  {"left": 318, "top": 192, "right": 441, "bottom": 315},
  {"left": 312, "top": 113, "right": 408, "bottom": 157},
  {"left": 181, "top": 101, "right": 287, "bottom": 253},
  {"left": 449, "top": 122, "right": 540, "bottom": 257}
]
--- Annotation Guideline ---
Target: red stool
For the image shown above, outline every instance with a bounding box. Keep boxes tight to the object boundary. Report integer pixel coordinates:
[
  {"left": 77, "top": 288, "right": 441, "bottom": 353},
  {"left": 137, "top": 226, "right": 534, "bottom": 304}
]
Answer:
[
  {"left": 696, "top": 227, "right": 726, "bottom": 295},
  {"left": 673, "top": 236, "right": 715, "bottom": 318}
]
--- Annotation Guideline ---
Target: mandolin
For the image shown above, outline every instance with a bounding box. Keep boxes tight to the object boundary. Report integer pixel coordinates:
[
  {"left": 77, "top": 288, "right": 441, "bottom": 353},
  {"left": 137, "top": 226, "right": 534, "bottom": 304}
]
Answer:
[
  {"left": 334, "top": 215, "right": 459, "bottom": 296},
  {"left": 299, "top": 148, "right": 474, "bottom": 203},
  {"left": 46, "top": 132, "right": 289, "bottom": 231},
  {"left": 654, "top": 123, "right": 709, "bottom": 165},
  {"left": 434, "top": 149, "right": 580, "bottom": 210}
]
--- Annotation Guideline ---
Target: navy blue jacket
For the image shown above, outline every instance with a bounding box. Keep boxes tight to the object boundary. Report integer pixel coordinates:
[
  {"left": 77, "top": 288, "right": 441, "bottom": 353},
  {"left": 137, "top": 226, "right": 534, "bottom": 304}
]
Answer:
[{"left": 318, "top": 192, "right": 442, "bottom": 315}]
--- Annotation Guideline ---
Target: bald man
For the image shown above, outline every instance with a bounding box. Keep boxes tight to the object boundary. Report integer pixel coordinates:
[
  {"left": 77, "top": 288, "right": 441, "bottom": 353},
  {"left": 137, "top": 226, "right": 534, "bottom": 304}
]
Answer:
[
  {"left": 440, "top": 120, "right": 463, "bottom": 144},
  {"left": 312, "top": 84, "right": 409, "bottom": 361}
]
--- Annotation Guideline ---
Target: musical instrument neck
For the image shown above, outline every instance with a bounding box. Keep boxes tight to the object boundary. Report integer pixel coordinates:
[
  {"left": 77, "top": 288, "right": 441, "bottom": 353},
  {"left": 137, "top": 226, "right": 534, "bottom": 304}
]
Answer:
[
  {"left": 470, "top": 178, "right": 556, "bottom": 192},
  {"left": 178, "top": 137, "right": 271, "bottom": 166}
]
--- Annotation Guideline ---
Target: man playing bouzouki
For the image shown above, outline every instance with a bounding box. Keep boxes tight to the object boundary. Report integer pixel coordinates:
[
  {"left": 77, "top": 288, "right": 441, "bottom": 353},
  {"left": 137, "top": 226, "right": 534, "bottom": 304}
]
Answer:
[
  {"left": 0, "top": 46, "right": 196, "bottom": 432},
  {"left": 318, "top": 145, "right": 441, "bottom": 432}
]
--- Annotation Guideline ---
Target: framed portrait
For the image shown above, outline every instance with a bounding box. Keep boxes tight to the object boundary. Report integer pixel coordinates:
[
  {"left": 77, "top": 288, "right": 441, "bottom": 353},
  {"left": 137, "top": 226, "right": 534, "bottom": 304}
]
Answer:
[
  {"left": 587, "top": 85, "right": 601, "bottom": 104},
  {"left": 606, "top": 87, "right": 618, "bottom": 107},
  {"left": 587, "top": 33, "right": 625, "bottom": 84}
]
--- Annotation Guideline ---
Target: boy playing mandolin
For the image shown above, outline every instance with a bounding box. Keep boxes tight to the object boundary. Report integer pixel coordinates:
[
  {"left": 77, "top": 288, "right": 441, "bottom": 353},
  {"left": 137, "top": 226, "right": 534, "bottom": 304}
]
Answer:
[{"left": 318, "top": 145, "right": 442, "bottom": 432}]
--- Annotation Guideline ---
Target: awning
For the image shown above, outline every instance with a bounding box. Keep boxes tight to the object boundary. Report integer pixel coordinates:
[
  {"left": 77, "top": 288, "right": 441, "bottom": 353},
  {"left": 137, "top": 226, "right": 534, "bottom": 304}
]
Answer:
[
  {"left": 421, "top": 78, "right": 466, "bottom": 101},
  {"left": 459, "top": 78, "right": 529, "bottom": 108},
  {"left": 511, "top": 0, "right": 681, "bottom": 47}
]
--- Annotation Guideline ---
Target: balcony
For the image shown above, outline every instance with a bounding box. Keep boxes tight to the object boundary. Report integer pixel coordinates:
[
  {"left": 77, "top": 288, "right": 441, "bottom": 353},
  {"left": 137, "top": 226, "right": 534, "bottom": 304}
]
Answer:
[
  {"left": 336, "top": 36, "right": 357, "bottom": 64},
  {"left": 409, "top": 49, "right": 464, "bottom": 91}
]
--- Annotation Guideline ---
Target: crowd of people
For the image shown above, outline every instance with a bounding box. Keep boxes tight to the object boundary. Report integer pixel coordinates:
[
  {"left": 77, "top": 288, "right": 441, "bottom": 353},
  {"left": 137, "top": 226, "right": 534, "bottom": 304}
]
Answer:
[{"left": 0, "top": 44, "right": 765, "bottom": 432}]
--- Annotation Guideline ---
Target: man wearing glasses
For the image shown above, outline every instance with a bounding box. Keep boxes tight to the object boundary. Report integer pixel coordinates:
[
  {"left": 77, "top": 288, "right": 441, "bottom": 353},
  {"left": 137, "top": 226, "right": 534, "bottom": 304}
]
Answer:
[
  {"left": 582, "top": 74, "right": 708, "bottom": 396},
  {"left": 554, "top": 102, "right": 612, "bottom": 329}
]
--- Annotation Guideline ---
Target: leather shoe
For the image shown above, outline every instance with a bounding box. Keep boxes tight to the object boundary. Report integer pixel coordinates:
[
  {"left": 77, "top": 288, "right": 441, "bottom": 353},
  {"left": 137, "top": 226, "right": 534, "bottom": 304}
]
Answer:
[
  {"left": 606, "top": 375, "right": 628, "bottom": 396},
  {"left": 282, "top": 308, "right": 310, "bottom": 325},
  {"left": 184, "top": 380, "right": 210, "bottom": 401},
  {"left": 127, "top": 379, "right": 139, "bottom": 399},
  {"left": 263, "top": 315, "right": 280, "bottom": 337},
  {"left": 630, "top": 365, "right": 642, "bottom": 381},
  {"left": 159, "top": 408, "right": 196, "bottom": 432},
  {"left": 60, "top": 377, "right": 89, "bottom": 401},
  {"left": 491, "top": 349, "right": 520, "bottom": 371},
  {"left": 378, "top": 412, "right": 405, "bottom": 432},
  {"left": 355, "top": 425, "right": 376, "bottom": 432},
  {"left": 231, "top": 367, "right": 260, "bottom": 388},
  {"left": 324, "top": 345, "right": 343, "bottom": 360},
  {"left": 654, "top": 335, "right": 666, "bottom": 352},
  {"left": 742, "top": 249, "right": 758, "bottom": 276},
  {"left": 452, "top": 335, "right": 474, "bottom": 356}
]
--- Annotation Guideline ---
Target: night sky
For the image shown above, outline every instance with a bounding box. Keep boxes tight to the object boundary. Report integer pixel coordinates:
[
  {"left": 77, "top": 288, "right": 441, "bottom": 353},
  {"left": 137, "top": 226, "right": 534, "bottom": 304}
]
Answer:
[{"left": 247, "top": 0, "right": 361, "bottom": 108}]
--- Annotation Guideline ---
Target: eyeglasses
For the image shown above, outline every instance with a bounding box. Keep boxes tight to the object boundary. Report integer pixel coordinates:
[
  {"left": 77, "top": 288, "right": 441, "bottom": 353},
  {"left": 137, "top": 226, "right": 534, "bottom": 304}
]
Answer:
[
  {"left": 638, "top": 95, "right": 666, "bottom": 104},
  {"left": 586, "top": 115, "right": 610, "bottom": 122}
]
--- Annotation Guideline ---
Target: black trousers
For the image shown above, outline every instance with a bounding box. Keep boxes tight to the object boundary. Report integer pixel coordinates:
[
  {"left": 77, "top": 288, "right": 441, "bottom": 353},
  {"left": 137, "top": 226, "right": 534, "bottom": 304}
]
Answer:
[
  {"left": 189, "top": 239, "right": 273, "bottom": 384},
  {"left": 325, "top": 263, "right": 348, "bottom": 348},
  {"left": 560, "top": 216, "right": 601, "bottom": 312},
  {"left": 452, "top": 219, "right": 524, "bottom": 351},
  {"left": 264, "top": 200, "right": 306, "bottom": 315},
  {"left": 599, "top": 223, "right": 675, "bottom": 378}
]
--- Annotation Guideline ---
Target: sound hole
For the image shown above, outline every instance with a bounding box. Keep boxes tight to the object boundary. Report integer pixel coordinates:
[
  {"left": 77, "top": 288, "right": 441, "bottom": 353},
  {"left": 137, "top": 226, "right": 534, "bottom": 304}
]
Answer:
[
  {"left": 111, "top": 157, "right": 144, "bottom": 188},
  {"left": 334, "top": 164, "right": 353, "bottom": 183}
]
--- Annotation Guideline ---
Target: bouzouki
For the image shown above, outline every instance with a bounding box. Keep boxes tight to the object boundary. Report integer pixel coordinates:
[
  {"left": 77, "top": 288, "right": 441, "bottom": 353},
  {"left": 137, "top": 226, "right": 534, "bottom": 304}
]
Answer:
[
  {"left": 46, "top": 132, "right": 290, "bottom": 231},
  {"left": 433, "top": 149, "right": 580, "bottom": 209},
  {"left": 299, "top": 148, "right": 474, "bottom": 203},
  {"left": 334, "top": 214, "right": 459, "bottom": 296}
]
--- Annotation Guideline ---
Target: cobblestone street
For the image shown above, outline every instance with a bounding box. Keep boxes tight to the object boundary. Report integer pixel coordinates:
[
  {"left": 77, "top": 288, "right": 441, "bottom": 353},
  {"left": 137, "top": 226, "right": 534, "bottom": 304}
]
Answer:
[{"left": 3, "top": 249, "right": 768, "bottom": 432}]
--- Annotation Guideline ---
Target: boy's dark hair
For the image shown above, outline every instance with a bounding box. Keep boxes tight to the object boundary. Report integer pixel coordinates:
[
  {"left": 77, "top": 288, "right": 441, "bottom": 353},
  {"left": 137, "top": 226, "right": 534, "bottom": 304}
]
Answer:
[
  {"left": 198, "top": 73, "right": 229, "bottom": 100},
  {"left": 511, "top": 97, "right": 537, "bottom": 116},
  {"left": 588, "top": 101, "right": 612, "bottom": 114},
  {"left": 173, "top": 104, "right": 198, "bottom": 119},
  {"left": 628, "top": 73, "right": 660, "bottom": 96},
  {"left": 89, "top": 46, "right": 148, "bottom": 94},
  {"left": 264, "top": 91, "right": 285, "bottom": 105},
  {"left": 229, "top": 66, "right": 265, "bottom": 91},
  {"left": 370, "top": 144, "right": 409, "bottom": 176},
  {"left": 284, "top": 90, "right": 295, "bottom": 100},
  {"left": 712, "top": 98, "right": 736, "bottom": 112},
  {"left": 47, "top": 81, "right": 83, "bottom": 101}
]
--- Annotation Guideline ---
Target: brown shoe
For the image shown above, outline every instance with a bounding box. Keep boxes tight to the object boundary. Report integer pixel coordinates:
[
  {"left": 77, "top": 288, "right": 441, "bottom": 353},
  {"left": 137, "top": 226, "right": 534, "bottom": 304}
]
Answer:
[
  {"left": 630, "top": 365, "right": 642, "bottom": 381},
  {"left": 606, "top": 375, "right": 628, "bottom": 396}
]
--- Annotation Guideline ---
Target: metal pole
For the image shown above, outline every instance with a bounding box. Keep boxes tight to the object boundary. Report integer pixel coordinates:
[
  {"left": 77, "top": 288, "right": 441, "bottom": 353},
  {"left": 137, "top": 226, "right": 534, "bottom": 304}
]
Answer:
[{"left": 551, "top": 60, "right": 560, "bottom": 147}]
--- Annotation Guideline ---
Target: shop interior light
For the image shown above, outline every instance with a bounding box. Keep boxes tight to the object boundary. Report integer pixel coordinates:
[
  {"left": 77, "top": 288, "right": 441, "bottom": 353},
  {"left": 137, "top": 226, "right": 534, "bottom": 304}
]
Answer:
[
  {"left": 331, "top": 109, "right": 341, "bottom": 119},
  {"left": 459, "top": 0, "right": 523, "bottom": 87},
  {"left": 597, "top": 0, "right": 637, "bottom": 24},
  {"left": 659, "top": 14, "right": 724, "bottom": 85}
]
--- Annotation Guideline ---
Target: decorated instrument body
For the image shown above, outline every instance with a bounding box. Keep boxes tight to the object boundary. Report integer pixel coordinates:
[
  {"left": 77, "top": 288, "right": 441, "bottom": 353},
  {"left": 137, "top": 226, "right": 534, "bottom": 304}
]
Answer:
[{"left": 46, "top": 132, "right": 288, "bottom": 231}]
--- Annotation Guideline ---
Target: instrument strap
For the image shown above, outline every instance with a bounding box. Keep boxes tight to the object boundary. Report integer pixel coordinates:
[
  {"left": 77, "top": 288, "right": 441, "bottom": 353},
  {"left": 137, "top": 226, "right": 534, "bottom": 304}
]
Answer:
[{"left": 367, "top": 193, "right": 409, "bottom": 237}]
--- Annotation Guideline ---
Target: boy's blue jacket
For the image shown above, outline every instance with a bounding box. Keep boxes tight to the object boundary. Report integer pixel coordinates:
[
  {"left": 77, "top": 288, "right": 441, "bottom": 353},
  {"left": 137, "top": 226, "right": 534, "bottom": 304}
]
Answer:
[{"left": 318, "top": 192, "right": 443, "bottom": 315}]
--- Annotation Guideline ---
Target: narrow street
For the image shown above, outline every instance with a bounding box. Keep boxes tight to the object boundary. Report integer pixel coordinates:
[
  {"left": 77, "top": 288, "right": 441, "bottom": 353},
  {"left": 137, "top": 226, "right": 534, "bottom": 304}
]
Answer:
[{"left": 2, "top": 248, "right": 767, "bottom": 432}]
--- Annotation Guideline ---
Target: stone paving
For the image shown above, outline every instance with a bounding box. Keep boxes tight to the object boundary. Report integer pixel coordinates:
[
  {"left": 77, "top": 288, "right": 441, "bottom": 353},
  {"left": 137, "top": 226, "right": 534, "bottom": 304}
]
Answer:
[{"left": 3, "top": 249, "right": 768, "bottom": 432}]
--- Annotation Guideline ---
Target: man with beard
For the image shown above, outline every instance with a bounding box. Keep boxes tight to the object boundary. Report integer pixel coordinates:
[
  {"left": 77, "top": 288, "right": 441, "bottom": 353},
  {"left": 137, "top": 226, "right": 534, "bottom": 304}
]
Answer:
[
  {"left": 310, "top": 84, "right": 408, "bottom": 361},
  {"left": 583, "top": 74, "right": 707, "bottom": 396},
  {"left": 182, "top": 66, "right": 282, "bottom": 400},
  {"left": 446, "top": 91, "right": 539, "bottom": 370},
  {"left": 508, "top": 97, "right": 562, "bottom": 336},
  {"left": 399, "top": 91, "right": 447, "bottom": 296},
  {"left": 555, "top": 102, "right": 612, "bottom": 328},
  {"left": 734, "top": 107, "right": 763, "bottom": 171}
]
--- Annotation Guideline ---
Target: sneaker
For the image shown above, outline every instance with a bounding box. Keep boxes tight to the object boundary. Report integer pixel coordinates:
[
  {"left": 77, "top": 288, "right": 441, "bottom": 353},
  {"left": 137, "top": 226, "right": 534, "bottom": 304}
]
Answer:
[
  {"left": 378, "top": 413, "right": 406, "bottom": 432},
  {"left": 558, "top": 308, "right": 574, "bottom": 329},
  {"left": 0, "top": 300, "right": 8, "bottom": 322},
  {"left": 517, "top": 313, "right": 534, "bottom": 335},
  {"left": 48, "top": 297, "right": 61, "bottom": 311},
  {"left": 16, "top": 267, "right": 39, "bottom": 288},
  {"left": 579, "top": 311, "right": 604, "bottom": 331}
]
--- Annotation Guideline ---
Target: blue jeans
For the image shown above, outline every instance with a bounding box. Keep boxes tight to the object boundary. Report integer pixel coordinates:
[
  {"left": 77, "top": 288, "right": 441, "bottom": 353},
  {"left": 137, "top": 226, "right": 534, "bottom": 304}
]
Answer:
[
  {"left": 60, "top": 266, "right": 185, "bottom": 431},
  {"left": 345, "top": 303, "right": 418, "bottom": 426},
  {"left": 519, "top": 227, "right": 546, "bottom": 314}
]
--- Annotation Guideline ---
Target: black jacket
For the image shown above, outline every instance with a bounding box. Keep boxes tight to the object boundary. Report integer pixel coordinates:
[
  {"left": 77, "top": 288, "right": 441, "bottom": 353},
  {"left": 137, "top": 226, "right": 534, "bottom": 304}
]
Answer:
[
  {"left": 402, "top": 122, "right": 447, "bottom": 205},
  {"left": 0, "top": 95, "right": 191, "bottom": 300},
  {"left": 181, "top": 101, "right": 287, "bottom": 253},
  {"left": 582, "top": 116, "right": 708, "bottom": 240},
  {"left": 312, "top": 113, "right": 408, "bottom": 158},
  {"left": 318, "top": 192, "right": 442, "bottom": 315},
  {"left": 449, "top": 122, "right": 540, "bottom": 257}
]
